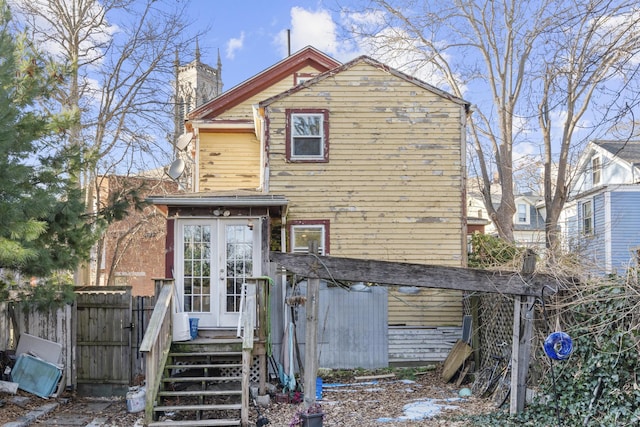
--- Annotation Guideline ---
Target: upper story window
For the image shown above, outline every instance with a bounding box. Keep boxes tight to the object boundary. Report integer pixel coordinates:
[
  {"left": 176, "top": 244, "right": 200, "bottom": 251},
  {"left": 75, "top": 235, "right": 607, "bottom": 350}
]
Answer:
[
  {"left": 592, "top": 156, "right": 601, "bottom": 186},
  {"left": 290, "top": 220, "right": 330, "bottom": 255},
  {"left": 286, "top": 109, "right": 329, "bottom": 162},
  {"left": 582, "top": 200, "right": 593, "bottom": 235},
  {"left": 516, "top": 203, "right": 529, "bottom": 224},
  {"left": 294, "top": 73, "right": 315, "bottom": 85}
]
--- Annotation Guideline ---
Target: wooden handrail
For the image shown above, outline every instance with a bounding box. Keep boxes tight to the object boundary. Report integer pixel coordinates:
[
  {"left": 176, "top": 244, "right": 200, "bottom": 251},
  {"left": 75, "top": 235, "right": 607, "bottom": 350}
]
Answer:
[
  {"left": 139, "top": 280, "right": 174, "bottom": 425},
  {"left": 139, "top": 282, "right": 172, "bottom": 352}
]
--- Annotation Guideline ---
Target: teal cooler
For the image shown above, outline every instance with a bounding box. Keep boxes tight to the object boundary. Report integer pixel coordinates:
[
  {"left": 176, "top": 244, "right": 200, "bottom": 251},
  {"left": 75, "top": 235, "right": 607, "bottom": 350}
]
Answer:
[{"left": 12, "top": 354, "right": 62, "bottom": 398}]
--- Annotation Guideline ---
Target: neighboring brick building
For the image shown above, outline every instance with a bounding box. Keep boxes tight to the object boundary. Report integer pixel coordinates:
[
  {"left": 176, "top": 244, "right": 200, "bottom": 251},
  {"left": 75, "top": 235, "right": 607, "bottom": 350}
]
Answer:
[{"left": 96, "top": 175, "right": 178, "bottom": 296}]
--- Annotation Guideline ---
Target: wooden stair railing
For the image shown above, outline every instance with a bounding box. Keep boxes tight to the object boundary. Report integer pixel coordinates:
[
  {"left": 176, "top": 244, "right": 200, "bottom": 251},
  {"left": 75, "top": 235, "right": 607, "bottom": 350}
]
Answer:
[
  {"left": 140, "top": 279, "right": 175, "bottom": 426},
  {"left": 139, "top": 277, "right": 271, "bottom": 427}
]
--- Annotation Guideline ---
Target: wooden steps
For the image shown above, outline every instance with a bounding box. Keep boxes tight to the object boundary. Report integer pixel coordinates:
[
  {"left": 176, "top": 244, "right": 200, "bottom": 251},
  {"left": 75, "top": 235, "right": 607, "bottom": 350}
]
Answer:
[
  {"left": 148, "top": 420, "right": 241, "bottom": 427},
  {"left": 154, "top": 403, "right": 241, "bottom": 412},
  {"left": 150, "top": 338, "right": 244, "bottom": 427},
  {"left": 158, "top": 389, "right": 242, "bottom": 398}
]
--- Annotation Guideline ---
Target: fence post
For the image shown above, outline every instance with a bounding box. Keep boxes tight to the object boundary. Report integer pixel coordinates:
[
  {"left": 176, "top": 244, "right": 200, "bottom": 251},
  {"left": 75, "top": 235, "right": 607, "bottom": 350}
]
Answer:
[{"left": 510, "top": 250, "right": 536, "bottom": 414}]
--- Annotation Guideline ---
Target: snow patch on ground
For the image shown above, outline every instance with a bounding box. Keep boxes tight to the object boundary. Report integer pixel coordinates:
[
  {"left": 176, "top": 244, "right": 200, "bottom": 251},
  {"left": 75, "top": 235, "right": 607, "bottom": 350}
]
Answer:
[{"left": 377, "top": 397, "right": 464, "bottom": 423}]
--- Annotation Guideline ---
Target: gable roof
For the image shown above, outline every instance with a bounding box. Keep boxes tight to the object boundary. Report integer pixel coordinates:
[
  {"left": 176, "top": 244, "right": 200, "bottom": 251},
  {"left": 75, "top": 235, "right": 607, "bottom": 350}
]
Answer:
[
  {"left": 188, "top": 46, "right": 340, "bottom": 120},
  {"left": 594, "top": 140, "right": 640, "bottom": 166},
  {"left": 259, "top": 55, "right": 470, "bottom": 110}
]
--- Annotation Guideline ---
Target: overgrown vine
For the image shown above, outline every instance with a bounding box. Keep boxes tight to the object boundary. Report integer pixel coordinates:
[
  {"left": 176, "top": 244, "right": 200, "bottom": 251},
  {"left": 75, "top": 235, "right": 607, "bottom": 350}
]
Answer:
[{"left": 464, "top": 268, "right": 640, "bottom": 426}]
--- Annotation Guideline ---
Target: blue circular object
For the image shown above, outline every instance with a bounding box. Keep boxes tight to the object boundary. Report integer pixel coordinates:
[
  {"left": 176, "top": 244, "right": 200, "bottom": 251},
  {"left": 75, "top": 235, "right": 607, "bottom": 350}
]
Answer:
[{"left": 544, "top": 331, "right": 573, "bottom": 360}]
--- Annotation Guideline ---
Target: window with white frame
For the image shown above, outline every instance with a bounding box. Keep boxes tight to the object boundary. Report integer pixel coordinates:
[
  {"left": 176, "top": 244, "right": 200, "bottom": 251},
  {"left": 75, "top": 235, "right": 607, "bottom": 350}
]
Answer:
[
  {"left": 294, "top": 73, "right": 315, "bottom": 85},
  {"left": 592, "top": 156, "right": 601, "bottom": 186},
  {"left": 582, "top": 200, "right": 593, "bottom": 235},
  {"left": 516, "top": 203, "right": 529, "bottom": 224},
  {"left": 286, "top": 109, "right": 328, "bottom": 161},
  {"left": 290, "top": 221, "right": 329, "bottom": 255}
]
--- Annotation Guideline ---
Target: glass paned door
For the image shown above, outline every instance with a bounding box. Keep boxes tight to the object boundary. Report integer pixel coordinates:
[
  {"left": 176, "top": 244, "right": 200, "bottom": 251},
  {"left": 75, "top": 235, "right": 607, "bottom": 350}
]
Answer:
[
  {"left": 220, "top": 224, "right": 255, "bottom": 325},
  {"left": 176, "top": 219, "right": 260, "bottom": 328},
  {"left": 183, "top": 225, "right": 211, "bottom": 313}
]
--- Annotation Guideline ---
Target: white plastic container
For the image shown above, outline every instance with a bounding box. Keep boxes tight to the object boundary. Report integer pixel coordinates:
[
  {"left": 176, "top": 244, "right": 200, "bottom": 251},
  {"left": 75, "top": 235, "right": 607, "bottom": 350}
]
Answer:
[{"left": 126, "top": 386, "right": 146, "bottom": 413}]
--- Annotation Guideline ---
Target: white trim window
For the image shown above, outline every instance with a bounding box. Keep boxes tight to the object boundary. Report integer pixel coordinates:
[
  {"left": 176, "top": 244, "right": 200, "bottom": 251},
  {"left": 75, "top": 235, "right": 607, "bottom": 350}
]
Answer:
[
  {"left": 591, "top": 156, "right": 601, "bottom": 186},
  {"left": 516, "top": 203, "right": 529, "bottom": 224},
  {"left": 292, "top": 114, "right": 323, "bottom": 158},
  {"left": 286, "top": 109, "right": 329, "bottom": 162},
  {"left": 582, "top": 200, "right": 593, "bottom": 235},
  {"left": 291, "top": 224, "right": 326, "bottom": 255}
]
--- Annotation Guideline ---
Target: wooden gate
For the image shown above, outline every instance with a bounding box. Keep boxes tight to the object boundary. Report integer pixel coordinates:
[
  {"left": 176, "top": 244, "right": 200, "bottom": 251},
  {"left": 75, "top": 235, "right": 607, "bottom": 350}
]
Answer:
[{"left": 76, "top": 287, "right": 133, "bottom": 396}]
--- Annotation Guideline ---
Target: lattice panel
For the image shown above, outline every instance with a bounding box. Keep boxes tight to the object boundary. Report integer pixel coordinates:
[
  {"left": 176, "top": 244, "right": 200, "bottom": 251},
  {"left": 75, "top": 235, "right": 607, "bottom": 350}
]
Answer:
[
  {"left": 478, "top": 293, "right": 514, "bottom": 368},
  {"left": 220, "top": 355, "right": 260, "bottom": 383}
]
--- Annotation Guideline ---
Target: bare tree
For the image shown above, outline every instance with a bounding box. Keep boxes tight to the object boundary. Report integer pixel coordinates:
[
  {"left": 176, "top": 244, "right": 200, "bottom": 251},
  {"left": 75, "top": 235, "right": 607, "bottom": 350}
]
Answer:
[
  {"left": 536, "top": 2, "right": 640, "bottom": 258},
  {"left": 11, "top": 0, "right": 201, "bottom": 284},
  {"left": 13, "top": 0, "right": 195, "bottom": 177},
  {"left": 344, "top": 0, "right": 640, "bottom": 256}
]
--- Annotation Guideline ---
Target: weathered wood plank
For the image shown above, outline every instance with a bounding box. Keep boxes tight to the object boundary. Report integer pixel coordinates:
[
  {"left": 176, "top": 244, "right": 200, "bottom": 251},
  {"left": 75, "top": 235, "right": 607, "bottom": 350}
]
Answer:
[
  {"left": 303, "top": 277, "right": 320, "bottom": 409},
  {"left": 270, "top": 253, "right": 557, "bottom": 296}
]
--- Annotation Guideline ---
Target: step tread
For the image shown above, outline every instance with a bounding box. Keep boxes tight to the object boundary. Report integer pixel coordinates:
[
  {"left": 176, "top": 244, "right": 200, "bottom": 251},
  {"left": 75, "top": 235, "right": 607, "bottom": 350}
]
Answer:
[
  {"left": 153, "top": 403, "right": 242, "bottom": 411},
  {"left": 148, "top": 419, "right": 241, "bottom": 427},
  {"left": 170, "top": 337, "right": 242, "bottom": 346},
  {"left": 165, "top": 363, "right": 242, "bottom": 369},
  {"left": 169, "top": 352, "right": 243, "bottom": 357},
  {"left": 162, "top": 376, "right": 241, "bottom": 382},
  {"left": 158, "top": 389, "right": 241, "bottom": 397}
]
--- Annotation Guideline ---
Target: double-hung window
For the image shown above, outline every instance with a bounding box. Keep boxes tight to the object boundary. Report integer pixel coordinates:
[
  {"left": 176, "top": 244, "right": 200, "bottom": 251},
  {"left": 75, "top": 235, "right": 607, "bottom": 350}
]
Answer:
[
  {"left": 516, "top": 203, "right": 529, "bottom": 224},
  {"left": 286, "top": 109, "right": 329, "bottom": 162},
  {"left": 289, "top": 220, "right": 329, "bottom": 255},
  {"left": 582, "top": 200, "right": 593, "bottom": 235},
  {"left": 592, "top": 156, "right": 601, "bottom": 186}
]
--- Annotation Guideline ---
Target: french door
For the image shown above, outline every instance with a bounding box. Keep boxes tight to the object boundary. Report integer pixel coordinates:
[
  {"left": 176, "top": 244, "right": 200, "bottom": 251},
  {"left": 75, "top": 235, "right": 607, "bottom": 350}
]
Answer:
[{"left": 175, "top": 218, "right": 260, "bottom": 328}]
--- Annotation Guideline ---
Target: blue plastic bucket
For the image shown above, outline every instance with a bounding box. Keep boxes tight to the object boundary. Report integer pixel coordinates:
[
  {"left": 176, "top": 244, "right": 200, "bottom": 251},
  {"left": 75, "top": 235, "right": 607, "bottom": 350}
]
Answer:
[
  {"left": 316, "top": 376, "right": 323, "bottom": 400},
  {"left": 189, "top": 318, "right": 199, "bottom": 340}
]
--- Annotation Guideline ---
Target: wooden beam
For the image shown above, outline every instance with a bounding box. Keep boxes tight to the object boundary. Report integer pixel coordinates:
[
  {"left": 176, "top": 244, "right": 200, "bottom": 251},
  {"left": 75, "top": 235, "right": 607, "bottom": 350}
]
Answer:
[{"left": 270, "top": 252, "right": 557, "bottom": 296}]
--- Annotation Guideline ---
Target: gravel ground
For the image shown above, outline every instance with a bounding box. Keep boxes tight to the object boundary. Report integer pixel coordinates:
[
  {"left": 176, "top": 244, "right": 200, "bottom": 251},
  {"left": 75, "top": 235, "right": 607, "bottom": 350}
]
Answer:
[{"left": 1, "top": 367, "right": 496, "bottom": 426}]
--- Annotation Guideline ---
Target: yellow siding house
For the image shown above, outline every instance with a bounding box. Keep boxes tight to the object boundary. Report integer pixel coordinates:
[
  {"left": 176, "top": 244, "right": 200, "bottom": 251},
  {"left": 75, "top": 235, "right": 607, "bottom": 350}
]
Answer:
[{"left": 152, "top": 46, "right": 470, "bottom": 365}]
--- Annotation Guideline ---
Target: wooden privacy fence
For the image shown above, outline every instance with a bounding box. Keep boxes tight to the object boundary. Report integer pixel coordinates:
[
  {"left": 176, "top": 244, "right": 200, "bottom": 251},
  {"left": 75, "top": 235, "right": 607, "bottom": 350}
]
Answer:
[
  {"left": 0, "top": 301, "right": 74, "bottom": 390},
  {"left": 0, "top": 286, "right": 156, "bottom": 396}
]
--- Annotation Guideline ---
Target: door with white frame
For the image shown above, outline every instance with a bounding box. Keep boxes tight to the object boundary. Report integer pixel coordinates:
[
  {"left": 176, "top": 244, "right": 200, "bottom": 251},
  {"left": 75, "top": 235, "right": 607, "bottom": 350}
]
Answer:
[{"left": 175, "top": 218, "right": 261, "bottom": 328}]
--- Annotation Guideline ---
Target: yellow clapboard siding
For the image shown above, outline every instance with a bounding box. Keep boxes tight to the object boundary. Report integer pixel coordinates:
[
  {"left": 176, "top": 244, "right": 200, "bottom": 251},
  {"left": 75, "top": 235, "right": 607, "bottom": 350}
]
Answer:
[
  {"left": 198, "top": 132, "right": 260, "bottom": 191},
  {"left": 265, "top": 61, "right": 467, "bottom": 326},
  {"left": 388, "top": 290, "right": 463, "bottom": 327}
]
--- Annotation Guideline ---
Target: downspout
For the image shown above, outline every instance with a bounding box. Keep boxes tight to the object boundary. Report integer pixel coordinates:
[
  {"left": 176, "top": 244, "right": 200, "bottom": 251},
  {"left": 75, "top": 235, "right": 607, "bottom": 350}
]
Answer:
[
  {"left": 193, "top": 126, "right": 200, "bottom": 192},
  {"left": 254, "top": 104, "right": 266, "bottom": 191},
  {"left": 281, "top": 205, "right": 289, "bottom": 330},
  {"left": 461, "top": 104, "right": 470, "bottom": 267}
]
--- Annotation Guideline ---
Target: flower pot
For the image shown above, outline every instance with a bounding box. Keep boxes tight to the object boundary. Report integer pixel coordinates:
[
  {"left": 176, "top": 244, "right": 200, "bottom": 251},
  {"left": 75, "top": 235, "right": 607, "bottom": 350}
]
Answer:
[{"left": 301, "top": 412, "right": 323, "bottom": 427}]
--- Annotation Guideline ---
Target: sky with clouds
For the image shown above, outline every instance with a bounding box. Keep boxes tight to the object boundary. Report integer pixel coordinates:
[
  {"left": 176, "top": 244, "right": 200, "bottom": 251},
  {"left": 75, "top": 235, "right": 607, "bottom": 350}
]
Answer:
[
  {"left": 184, "top": 1, "right": 545, "bottom": 165},
  {"left": 186, "top": 1, "right": 366, "bottom": 90}
]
